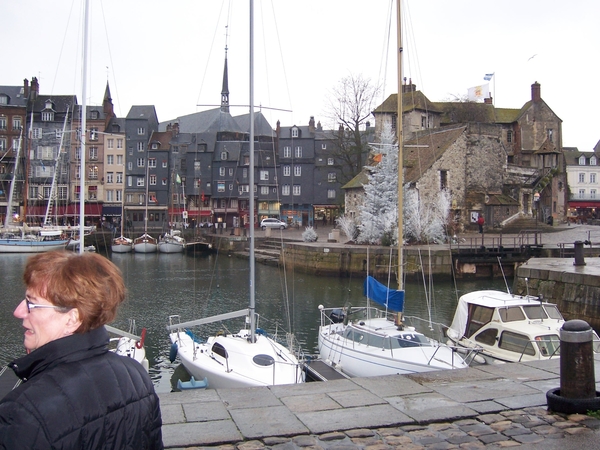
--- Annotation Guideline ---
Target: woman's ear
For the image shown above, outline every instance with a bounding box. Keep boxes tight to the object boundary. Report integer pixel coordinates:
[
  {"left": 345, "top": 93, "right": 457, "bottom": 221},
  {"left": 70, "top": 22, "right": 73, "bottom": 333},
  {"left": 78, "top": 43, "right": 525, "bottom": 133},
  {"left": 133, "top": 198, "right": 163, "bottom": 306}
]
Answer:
[{"left": 64, "top": 308, "right": 82, "bottom": 334}]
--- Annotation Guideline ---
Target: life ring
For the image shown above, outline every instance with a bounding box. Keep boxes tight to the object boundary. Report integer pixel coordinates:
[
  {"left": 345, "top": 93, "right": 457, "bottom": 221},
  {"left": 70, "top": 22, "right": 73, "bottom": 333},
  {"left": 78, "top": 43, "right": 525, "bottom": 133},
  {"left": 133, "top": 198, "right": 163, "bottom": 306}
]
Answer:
[{"left": 136, "top": 328, "right": 147, "bottom": 349}]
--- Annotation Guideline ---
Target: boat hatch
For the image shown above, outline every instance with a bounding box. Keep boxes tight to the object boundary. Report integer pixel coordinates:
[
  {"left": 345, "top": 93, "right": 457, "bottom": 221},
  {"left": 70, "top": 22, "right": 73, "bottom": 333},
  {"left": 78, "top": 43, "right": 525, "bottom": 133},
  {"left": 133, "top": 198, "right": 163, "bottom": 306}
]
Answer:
[
  {"left": 212, "top": 342, "right": 228, "bottom": 358},
  {"left": 253, "top": 354, "right": 275, "bottom": 366}
]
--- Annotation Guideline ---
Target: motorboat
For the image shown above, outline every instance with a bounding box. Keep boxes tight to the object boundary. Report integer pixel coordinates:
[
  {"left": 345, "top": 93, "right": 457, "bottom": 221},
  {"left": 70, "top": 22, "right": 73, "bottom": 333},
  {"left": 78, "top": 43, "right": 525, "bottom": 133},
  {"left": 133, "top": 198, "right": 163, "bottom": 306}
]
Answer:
[{"left": 445, "top": 289, "right": 598, "bottom": 363}]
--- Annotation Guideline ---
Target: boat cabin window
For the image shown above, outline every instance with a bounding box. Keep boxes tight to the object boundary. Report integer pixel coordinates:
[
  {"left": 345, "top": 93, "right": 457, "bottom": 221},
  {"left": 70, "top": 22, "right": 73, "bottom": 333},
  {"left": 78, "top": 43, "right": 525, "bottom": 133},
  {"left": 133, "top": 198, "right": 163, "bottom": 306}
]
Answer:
[
  {"left": 522, "top": 305, "right": 549, "bottom": 320},
  {"left": 395, "top": 333, "right": 430, "bottom": 348},
  {"left": 466, "top": 304, "right": 494, "bottom": 338},
  {"left": 211, "top": 342, "right": 228, "bottom": 359},
  {"left": 535, "top": 335, "right": 560, "bottom": 357},
  {"left": 474, "top": 328, "right": 498, "bottom": 346},
  {"left": 544, "top": 305, "right": 562, "bottom": 320},
  {"left": 253, "top": 354, "right": 275, "bottom": 366},
  {"left": 499, "top": 307, "right": 525, "bottom": 322},
  {"left": 498, "top": 331, "right": 535, "bottom": 357}
]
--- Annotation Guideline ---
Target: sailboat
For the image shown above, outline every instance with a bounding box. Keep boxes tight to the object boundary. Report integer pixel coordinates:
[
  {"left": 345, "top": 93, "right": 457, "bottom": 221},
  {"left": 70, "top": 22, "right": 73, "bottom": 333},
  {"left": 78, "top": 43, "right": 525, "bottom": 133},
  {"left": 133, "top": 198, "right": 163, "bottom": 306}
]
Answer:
[
  {"left": 317, "top": 1, "right": 468, "bottom": 377},
  {"left": 0, "top": 118, "right": 69, "bottom": 253},
  {"left": 133, "top": 163, "right": 158, "bottom": 253},
  {"left": 111, "top": 181, "right": 133, "bottom": 253},
  {"left": 158, "top": 173, "right": 185, "bottom": 253},
  {"left": 167, "top": 2, "right": 303, "bottom": 389}
]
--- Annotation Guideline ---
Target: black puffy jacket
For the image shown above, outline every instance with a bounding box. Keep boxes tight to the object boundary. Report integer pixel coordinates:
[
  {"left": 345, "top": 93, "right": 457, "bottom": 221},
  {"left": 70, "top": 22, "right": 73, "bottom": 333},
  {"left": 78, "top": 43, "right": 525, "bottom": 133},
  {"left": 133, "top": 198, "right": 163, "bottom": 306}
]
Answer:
[{"left": 0, "top": 326, "right": 163, "bottom": 449}]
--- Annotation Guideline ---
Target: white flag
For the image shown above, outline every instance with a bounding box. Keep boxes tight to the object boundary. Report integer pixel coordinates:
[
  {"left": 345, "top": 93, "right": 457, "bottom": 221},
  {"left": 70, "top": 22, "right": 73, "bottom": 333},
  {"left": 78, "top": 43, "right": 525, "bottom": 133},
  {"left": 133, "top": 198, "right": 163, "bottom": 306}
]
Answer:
[{"left": 467, "top": 83, "right": 489, "bottom": 101}]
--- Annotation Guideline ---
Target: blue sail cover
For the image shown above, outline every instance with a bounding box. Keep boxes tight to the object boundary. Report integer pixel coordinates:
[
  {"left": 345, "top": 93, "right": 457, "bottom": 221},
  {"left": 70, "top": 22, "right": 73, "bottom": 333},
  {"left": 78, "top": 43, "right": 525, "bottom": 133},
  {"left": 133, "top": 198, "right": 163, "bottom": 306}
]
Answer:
[{"left": 363, "top": 276, "right": 405, "bottom": 312}]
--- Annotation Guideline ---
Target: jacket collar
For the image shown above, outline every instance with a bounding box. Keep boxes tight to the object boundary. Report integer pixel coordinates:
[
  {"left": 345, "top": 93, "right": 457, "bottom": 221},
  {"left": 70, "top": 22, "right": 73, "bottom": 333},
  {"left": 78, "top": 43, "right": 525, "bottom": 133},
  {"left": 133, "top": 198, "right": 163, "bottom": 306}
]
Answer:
[{"left": 9, "top": 326, "right": 109, "bottom": 382}]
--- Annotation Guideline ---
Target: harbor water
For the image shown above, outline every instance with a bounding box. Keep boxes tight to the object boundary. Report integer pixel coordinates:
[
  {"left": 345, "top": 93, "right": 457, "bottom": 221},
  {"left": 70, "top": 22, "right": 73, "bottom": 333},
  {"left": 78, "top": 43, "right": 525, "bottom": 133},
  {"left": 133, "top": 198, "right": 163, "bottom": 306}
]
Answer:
[{"left": 0, "top": 251, "right": 508, "bottom": 393}]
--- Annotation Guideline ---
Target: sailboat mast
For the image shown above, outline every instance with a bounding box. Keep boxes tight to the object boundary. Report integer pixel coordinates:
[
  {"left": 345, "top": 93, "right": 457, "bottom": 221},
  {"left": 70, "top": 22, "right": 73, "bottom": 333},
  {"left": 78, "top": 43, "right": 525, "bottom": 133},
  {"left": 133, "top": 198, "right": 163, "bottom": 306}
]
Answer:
[
  {"left": 396, "top": 0, "right": 404, "bottom": 291},
  {"left": 79, "top": 0, "right": 90, "bottom": 254},
  {"left": 249, "top": 0, "right": 256, "bottom": 344},
  {"left": 4, "top": 129, "right": 23, "bottom": 228}
]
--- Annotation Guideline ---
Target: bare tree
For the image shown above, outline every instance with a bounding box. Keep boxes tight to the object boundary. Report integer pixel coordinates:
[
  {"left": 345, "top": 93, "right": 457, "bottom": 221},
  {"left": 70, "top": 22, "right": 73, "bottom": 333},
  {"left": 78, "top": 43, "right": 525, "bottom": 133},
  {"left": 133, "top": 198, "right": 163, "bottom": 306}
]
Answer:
[{"left": 325, "top": 74, "right": 380, "bottom": 184}]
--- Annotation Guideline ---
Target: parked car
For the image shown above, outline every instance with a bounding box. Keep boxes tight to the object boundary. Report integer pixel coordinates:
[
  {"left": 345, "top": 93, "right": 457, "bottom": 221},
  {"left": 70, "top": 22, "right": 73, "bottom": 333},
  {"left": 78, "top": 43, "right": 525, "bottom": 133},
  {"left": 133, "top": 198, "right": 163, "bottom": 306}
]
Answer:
[{"left": 260, "top": 218, "right": 288, "bottom": 230}]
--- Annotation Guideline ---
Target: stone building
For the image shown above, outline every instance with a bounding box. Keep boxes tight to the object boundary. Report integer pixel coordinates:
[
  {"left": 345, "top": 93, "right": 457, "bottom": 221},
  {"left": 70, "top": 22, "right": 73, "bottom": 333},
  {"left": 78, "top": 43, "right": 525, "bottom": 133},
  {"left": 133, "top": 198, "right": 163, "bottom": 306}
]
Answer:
[{"left": 369, "top": 81, "right": 565, "bottom": 231}]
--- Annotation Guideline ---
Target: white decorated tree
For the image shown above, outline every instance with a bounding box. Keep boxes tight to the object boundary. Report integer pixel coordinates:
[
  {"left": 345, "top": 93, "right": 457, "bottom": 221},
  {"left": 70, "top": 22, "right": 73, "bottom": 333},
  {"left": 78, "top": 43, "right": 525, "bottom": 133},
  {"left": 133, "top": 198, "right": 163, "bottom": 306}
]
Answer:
[
  {"left": 357, "top": 122, "right": 451, "bottom": 245},
  {"left": 357, "top": 123, "right": 398, "bottom": 245}
]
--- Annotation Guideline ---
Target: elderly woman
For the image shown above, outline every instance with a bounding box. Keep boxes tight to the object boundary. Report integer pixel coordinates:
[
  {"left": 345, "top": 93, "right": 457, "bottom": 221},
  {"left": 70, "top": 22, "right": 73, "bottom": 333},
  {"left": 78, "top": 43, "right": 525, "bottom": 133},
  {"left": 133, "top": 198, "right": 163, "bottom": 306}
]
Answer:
[{"left": 0, "top": 251, "right": 163, "bottom": 449}]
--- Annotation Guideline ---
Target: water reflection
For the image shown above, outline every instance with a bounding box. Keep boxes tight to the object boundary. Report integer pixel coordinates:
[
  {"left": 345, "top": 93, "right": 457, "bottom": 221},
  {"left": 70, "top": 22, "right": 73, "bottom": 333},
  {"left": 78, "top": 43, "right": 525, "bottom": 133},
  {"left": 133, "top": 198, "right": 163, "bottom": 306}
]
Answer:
[{"left": 0, "top": 251, "right": 509, "bottom": 393}]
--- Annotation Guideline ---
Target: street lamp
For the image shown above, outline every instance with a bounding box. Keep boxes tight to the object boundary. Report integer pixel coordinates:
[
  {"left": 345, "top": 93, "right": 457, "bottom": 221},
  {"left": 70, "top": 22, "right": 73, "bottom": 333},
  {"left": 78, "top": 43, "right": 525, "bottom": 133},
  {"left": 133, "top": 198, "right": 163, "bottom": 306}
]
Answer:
[{"left": 533, "top": 192, "right": 540, "bottom": 245}]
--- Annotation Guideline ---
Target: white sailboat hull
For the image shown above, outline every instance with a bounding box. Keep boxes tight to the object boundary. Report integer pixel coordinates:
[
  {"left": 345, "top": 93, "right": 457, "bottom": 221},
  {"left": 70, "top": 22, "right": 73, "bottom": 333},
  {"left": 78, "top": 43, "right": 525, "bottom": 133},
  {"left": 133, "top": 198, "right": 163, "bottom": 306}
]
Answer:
[
  {"left": 111, "top": 336, "right": 149, "bottom": 372},
  {"left": 158, "top": 242, "right": 184, "bottom": 253},
  {"left": 133, "top": 234, "right": 157, "bottom": 253},
  {"left": 170, "top": 329, "right": 303, "bottom": 389},
  {"left": 318, "top": 313, "right": 468, "bottom": 377},
  {"left": 0, "top": 238, "right": 69, "bottom": 253}
]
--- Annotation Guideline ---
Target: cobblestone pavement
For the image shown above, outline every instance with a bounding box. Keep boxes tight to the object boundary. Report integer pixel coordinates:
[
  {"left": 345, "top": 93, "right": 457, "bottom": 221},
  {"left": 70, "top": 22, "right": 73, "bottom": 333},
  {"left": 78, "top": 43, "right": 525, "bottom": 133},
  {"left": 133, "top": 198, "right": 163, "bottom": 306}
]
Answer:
[{"left": 185, "top": 408, "right": 600, "bottom": 450}]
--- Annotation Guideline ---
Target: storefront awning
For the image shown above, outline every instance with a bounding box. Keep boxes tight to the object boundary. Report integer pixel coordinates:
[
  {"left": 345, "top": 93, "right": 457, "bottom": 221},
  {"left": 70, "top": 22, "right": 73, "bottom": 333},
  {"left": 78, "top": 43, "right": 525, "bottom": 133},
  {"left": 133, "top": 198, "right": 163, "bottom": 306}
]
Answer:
[{"left": 568, "top": 202, "right": 600, "bottom": 208}]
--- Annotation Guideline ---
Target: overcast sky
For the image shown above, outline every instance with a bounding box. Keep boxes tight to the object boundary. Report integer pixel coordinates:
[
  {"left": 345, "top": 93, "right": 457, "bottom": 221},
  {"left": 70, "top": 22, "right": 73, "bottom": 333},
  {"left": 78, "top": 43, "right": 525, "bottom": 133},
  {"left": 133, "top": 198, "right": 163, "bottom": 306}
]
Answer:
[{"left": 3, "top": 0, "right": 599, "bottom": 150}]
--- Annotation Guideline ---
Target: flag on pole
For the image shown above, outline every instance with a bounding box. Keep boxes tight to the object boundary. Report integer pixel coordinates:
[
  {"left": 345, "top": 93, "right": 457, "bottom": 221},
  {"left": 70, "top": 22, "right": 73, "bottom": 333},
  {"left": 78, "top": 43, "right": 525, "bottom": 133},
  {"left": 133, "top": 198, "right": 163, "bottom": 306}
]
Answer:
[
  {"left": 467, "top": 83, "right": 489, "bottom": 101},
  {"left": 484, "top": 73, "right": 494, "bottom": 81}
]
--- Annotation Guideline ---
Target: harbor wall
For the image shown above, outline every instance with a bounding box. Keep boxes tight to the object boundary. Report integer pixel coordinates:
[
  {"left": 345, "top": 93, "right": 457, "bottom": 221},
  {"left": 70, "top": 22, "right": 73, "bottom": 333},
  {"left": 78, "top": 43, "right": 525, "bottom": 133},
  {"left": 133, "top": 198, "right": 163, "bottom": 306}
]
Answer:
[
  {"left": 281, "top": 243, "right": 454, "bottom": 281},
  {"left": 514, "top": 257, "right": 600, "bottom": 331}
]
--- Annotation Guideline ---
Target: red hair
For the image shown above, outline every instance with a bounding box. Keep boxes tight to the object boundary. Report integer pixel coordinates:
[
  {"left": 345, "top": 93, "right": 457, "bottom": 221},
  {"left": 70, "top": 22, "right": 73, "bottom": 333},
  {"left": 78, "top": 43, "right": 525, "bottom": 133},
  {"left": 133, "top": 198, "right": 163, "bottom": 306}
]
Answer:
[{"left": 23, "top": 251, "right": 126, "bottom": 333}]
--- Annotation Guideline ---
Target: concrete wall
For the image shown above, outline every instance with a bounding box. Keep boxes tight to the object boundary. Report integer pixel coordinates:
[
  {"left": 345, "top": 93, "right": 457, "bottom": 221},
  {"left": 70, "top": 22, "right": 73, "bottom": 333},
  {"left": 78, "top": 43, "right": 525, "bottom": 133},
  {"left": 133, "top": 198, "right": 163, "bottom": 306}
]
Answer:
[{"left": 514, "top": 258, "right": 600, "bottom": 331}]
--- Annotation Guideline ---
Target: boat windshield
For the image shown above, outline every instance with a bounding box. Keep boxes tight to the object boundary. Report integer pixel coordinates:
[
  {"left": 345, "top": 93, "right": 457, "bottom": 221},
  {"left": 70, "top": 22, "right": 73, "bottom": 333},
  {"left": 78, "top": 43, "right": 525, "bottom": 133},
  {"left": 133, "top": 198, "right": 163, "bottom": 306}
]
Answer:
[
  {"left": 535, "top": 334, "right": 560, "bottom": 357},
  {"left": 522, "top": 305, "right": 548, "bottom": 320},
  {"left": 544, "top": 304, "right": 563, "bottom": 320},
  {"left": 499, "top": 306, "right": 525, "bottom": 322}
]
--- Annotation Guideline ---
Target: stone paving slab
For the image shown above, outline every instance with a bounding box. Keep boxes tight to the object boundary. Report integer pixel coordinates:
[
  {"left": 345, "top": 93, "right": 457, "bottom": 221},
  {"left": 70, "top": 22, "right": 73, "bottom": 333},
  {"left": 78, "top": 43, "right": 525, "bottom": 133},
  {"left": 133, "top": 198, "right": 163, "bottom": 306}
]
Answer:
[
  {"left": 269, "top": 378, "right": 358, "bottom": 397},
  {"left": 279, "top": 392, "right": 342, "bottom": 413},
  {"left": 427, "top": 377, "right": 541, "bottom": 403},
  {"left": 218, "top": 385, "right": 282, "bottom": 409},
  {"left": 229, "top": 405, "right": 308, "bottom": 439},
  {"left": 162, "top": 419, "right": 242, "bottom": 447},
  {"left": 475, "top": 362, "right": 559, "bottom": 382},
  {"left": 351, "top": 374, "right": 433, "bottom": 397},
  {"left": 495, "top": 392, "right": 548, "bottom": 409},
  {"left": 295, "top": 404, "right": 414, "bottom": 434},
  {"left": 327, "top": 388, "right": 387, "bottom": 408},
  {"left": 386, "top": 392, "right": 479, "bottom": 423}
]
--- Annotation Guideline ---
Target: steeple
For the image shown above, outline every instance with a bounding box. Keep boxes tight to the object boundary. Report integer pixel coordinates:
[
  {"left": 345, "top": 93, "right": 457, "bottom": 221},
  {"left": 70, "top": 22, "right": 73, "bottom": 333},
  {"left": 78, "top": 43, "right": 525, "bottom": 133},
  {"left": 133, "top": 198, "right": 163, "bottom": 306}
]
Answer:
[
  {"left": 221, "top": 45, "right": 230, "bottom": 113},
  {"left": 103, "top": 81, "right": 115, "bottom": 121}
]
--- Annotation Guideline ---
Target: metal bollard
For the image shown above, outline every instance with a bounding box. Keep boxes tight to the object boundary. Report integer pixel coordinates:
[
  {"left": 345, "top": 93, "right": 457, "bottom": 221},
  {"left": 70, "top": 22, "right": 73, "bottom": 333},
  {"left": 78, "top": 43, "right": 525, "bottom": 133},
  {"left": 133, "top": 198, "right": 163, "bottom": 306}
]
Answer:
[
  {"left": 560, "top": 319, "right": 595, "bottom": 399},
  {"left": 546, "top": 319, "right": 600, "bottom": 414},
  {"left": 573, "top": 240, "right": 586, "bottom": 266}
]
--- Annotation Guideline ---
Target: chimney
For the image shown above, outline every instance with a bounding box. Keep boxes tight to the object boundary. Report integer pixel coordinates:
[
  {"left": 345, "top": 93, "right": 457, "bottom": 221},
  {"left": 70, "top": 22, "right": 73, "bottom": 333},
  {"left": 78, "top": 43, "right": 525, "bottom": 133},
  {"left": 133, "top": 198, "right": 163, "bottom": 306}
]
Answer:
[
  {"left": 484, "top": 95, "right": 493, "bottom": 104},
  {"left": 23, "top": 79, "right": 29, "bottom": 98},
  {"left": 276, "top": 120, "right": 281, "bottom": 138},
  {"left": 309, "top": 116, "right": 315, "bottom": 132},
  {"left": 172, "top": 122, "right": 179, "bottom": 136},
  {"left": 316, "top": 120, "right": 322, "bottom": 131},
  {"left": 31, "top": 77, "right": 39, "bottom": 98},
  {"left": 531, "top": 81, "right": 541, "bottom": 103}
]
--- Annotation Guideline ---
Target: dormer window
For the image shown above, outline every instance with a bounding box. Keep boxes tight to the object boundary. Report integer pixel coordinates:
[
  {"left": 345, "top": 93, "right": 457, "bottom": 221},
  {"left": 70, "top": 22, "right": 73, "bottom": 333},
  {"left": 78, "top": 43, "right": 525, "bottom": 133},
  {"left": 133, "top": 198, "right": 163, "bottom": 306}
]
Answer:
[
  {"left": 44, "top": 100, "right": 54, "bottom": 109},
  {"left": 0, "top": 95, "right": 8, "bottom": 105},
  {"left": 41, "top": 111, "right": 54, "bottom": 121},
  {"left": 579, "top": 156, "right": 586, "bottom": 165},
  {"left": 591, "top": 156, "right": 597, "bottom": 166},
  {"left": 91, "top": 110, "right": 99, "bottom": 120},
  {"left": 291, "top": 127, "right": 299, "bottom": 138}
]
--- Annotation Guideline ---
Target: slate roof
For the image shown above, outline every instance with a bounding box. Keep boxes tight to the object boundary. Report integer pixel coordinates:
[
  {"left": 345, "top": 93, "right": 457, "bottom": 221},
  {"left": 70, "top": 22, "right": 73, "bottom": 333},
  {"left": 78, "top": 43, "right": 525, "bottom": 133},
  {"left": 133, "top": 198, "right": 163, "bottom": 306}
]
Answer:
[
  {"left": 564, "top": 149, "right": 600, "bottom": 166},
  {"left": 0, "top": 85, "right": 28, "bottom": 107},
  {"left": 127, "top": 105, "right": 158, "bottom": 120},
  {"left": 373, "top": 92, "right": 442, "bottom": 115},
  {"left": 342, "top": 169, "right": 370, "bottom": 190},
  {"left": 403, "top": 126, "right": 467, "bottom": 184},
  {"left": 31, "top": 95, "right": 77, "bottom": 113}
]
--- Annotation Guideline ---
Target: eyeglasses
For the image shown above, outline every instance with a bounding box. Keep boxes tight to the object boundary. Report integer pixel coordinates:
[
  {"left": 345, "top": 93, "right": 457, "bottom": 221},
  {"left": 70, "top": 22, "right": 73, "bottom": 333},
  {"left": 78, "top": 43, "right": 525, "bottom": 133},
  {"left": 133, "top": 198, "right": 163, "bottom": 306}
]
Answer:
[{"left": 25, "top": 299, "right": 72, "bottom": 314}]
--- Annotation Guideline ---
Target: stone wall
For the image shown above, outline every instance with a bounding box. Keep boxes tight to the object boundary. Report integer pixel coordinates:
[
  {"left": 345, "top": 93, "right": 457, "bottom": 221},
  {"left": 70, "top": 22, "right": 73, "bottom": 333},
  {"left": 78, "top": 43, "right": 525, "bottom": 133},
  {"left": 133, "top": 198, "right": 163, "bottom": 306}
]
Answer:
[{"left": 514, "top": 258, "right": 600, "bottom": 331}]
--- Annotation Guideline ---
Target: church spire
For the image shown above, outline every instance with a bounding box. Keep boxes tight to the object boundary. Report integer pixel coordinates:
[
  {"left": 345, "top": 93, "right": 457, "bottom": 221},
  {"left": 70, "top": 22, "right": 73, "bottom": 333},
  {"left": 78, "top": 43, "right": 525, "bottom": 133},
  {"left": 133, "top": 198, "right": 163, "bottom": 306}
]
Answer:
[{"left": 221, "top": 26, "right": 230, "bottom": 113}]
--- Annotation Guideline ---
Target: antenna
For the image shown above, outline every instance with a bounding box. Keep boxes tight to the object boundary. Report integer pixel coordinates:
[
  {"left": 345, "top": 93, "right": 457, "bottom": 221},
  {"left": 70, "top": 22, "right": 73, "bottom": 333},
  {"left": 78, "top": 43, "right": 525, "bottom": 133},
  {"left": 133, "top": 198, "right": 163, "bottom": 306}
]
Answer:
[
  {"left": 497, "top": 256, "right": 511, "bottom": 295},
  {"left": 525, "top": 277, "right": 530, "bottom": 299}
]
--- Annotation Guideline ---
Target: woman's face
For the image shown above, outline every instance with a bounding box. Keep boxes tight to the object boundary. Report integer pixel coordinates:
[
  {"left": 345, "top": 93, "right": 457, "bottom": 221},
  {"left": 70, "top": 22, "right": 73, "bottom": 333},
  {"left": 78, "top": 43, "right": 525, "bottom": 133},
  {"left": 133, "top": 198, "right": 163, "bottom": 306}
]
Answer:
[{"left": 14, "top": 291, "right": 79, "bottom": 352}]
